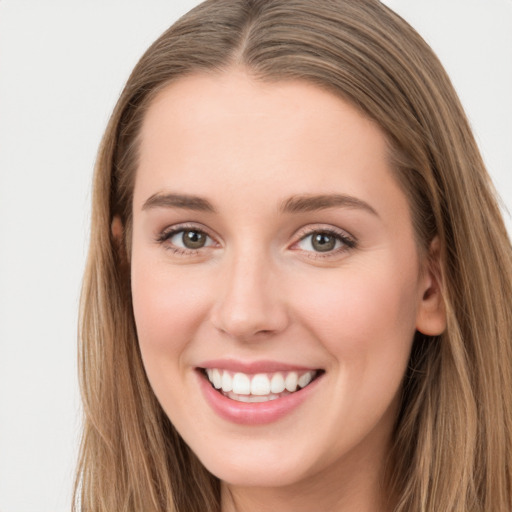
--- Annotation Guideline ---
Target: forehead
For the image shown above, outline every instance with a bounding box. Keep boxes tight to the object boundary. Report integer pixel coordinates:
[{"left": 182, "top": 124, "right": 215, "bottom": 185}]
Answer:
[
  {"left": 139, "top": 70, "right": 386, "bottom": 159},
  {"left": 133, "top": 70, "right": 410, "bottom": 231}
]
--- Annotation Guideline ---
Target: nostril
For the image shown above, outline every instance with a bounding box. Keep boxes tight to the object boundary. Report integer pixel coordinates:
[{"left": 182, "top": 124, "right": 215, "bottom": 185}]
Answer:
[
  {"left": 209, "top": 265, "right": 290, "bottom": 339},
  {"left": 210, "top": 299, "right": 290, "bottom": 340}
]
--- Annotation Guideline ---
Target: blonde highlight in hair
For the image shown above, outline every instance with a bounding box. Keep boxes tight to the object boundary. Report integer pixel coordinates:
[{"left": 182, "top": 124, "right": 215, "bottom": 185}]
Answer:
[{"left": 75, "top": 1, "right": 512, "bottom": 510}]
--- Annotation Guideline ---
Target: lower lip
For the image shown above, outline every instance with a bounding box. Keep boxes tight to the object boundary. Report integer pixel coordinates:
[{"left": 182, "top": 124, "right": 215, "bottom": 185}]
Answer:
[{"left": 197, "top": 370, "right": 322, "bottom": 425}]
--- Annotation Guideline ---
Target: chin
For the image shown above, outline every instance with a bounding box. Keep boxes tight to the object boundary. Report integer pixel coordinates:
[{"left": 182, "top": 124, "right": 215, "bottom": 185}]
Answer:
[
  {"left": 191, "top": 437, "right": 320, "bottom": 489},
  {"left": 206, "top": 460, "right": 307, "bottom": 488}
]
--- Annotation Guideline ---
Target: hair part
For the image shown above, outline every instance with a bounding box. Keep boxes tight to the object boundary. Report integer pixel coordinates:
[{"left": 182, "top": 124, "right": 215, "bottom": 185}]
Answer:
[{"left": 75, "top": 1, "right": 512, "bottom": 510}]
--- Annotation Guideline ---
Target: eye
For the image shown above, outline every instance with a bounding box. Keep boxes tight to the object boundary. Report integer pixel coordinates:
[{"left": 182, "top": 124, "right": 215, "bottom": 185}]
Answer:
[
  {"left": 172, "top": 229, "right": 211, "bottom": 249},
  {"left": 295, "top": 228, "right": 356, "bottom": 254},
  {"left": 157, "top": 226, "right": 216, "bottom": 252}
]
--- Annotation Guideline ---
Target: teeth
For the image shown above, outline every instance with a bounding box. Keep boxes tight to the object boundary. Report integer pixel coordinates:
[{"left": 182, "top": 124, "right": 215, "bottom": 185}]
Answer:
[
  {"left": 205, "top": 368, "right": 318, "bottom": 399},
  {"left": 285, "top": 372, "right": 298, "bottom": 392},
  {"left": 270, "top": 372, "right": 285, "bottom": 393},
  {"left": 251, "top": 374, "right": 271, "bottom": 395},
  {"left": 232, "top": 373, "right": 251, "bottom": 395},
  {"left": 212, "top": 369, "right": 222, "bottom": 389},
  {"left": 221, "top": 371, "right": 233, "bottom": 392},
  {"left": 227, "top": 391, "right": 285, "bottom": 403},
  {"left": 298, "top": 371, "right": 314, "bottom": 389}
]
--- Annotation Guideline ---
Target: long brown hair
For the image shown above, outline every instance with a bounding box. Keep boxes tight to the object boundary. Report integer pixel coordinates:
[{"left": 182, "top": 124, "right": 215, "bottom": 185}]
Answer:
[{"left": 74, "top": 1, "right": 512, "bottom": 510}]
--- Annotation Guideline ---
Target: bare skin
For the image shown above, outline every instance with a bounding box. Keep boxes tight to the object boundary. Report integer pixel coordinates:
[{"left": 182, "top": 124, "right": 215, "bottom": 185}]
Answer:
[{"left": 129, "top": 69, "right": 445, "bottom": 512}]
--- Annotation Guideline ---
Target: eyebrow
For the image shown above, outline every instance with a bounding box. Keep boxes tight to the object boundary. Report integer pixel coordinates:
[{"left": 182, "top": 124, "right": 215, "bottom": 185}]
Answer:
[
  {"left": 280, "top": 194, "right": 378, "bottom": 217},
  {"left": 141, "top": 191, "right": 378, "bottom": 217},
  {"left": 142, "top": 192, "right": 216, "bottom": 212}
]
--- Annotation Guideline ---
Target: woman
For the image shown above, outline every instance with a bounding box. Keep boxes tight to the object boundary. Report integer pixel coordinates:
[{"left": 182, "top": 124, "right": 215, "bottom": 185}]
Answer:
[{"left": 74, "top": 0, "right": 512, "bottom": 510}]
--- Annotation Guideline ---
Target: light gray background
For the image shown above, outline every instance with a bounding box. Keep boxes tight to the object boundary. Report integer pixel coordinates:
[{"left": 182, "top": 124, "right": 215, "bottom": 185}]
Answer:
[{"left": 0, "top": 1, "right": 511, "bottom": 511}]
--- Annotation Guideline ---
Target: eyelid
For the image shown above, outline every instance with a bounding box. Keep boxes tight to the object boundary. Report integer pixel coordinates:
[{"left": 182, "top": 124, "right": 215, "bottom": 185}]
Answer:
[
  {"left": 290, "top": 224, "right": 357, "bottom": 255},
  {"left": 155, "top": 222, "right": 356, "bottom": 257},
  {"left": 156, "top": 222, "right": 220, "bottom": 251}
]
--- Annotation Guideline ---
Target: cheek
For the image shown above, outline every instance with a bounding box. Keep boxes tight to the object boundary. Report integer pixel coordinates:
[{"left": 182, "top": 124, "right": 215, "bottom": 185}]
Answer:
[
  {"left": 131, "top": 253, "right": 213, "bottom": 363},
  {"left": 292, "top": 256, "right": 419, "bottom": 364},
  {"left": 130, "top": 256, "right": 217, "bottom": 421}
]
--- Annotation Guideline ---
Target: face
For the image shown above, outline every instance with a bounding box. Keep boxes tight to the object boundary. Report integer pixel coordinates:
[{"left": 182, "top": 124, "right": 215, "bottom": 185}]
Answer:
[{"left": 129, "top": 70, "right": 444, "bottom": 494}]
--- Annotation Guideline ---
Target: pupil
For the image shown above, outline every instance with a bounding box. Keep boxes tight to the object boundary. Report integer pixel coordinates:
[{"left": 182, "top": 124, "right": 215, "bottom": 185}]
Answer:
[
  {"left": 183, "top": 230, "right": 206, "bottom": 249},
  {"left": 312, "top": 233, "right": 335, "bottom": 252}
]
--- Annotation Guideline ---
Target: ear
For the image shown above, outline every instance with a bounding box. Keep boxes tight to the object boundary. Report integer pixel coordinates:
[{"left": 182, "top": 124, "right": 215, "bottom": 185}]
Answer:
[
  {"left": 111, "top": 215, "right": 124, "bottom": 243},
  {"left": 415, "top": 237, "right": 447, "bottom": 336},
  {"left": 111, "top": 215, "right": 129, "bottom": 265}
]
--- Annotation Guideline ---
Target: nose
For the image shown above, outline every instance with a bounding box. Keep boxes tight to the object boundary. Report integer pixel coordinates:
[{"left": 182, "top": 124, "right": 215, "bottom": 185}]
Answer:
[{"left": 210, "top": 250, "right": 290, "bottom": 341}]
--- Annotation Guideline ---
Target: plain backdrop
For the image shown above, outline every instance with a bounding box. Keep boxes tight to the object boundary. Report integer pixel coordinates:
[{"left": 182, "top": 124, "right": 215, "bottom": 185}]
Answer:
[{"left": 0, "top": 1, "right": 511, "bottom": 511}]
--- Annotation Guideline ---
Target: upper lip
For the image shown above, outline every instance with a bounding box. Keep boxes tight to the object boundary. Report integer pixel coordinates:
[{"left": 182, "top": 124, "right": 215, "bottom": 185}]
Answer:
[{"left": 197, "top": 359, "right": 321, "bottom": 374}]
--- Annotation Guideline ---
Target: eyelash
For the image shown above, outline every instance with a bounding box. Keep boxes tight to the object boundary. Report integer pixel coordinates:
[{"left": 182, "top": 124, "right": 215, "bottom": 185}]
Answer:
[
  {"left": 156, "top": 223, "right": 217, "bottom": 256},
  {"left": 155, "top": 224, "right": 357, "bottom": 258},
  {"left": 292, "top": 226, "right": 357, "bottom": 259}
]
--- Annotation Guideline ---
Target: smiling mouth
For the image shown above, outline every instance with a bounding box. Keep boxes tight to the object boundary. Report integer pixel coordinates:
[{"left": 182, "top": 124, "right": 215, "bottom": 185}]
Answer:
[{"left": 201, "top": 368, "right": 323, "bottom": 403}]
